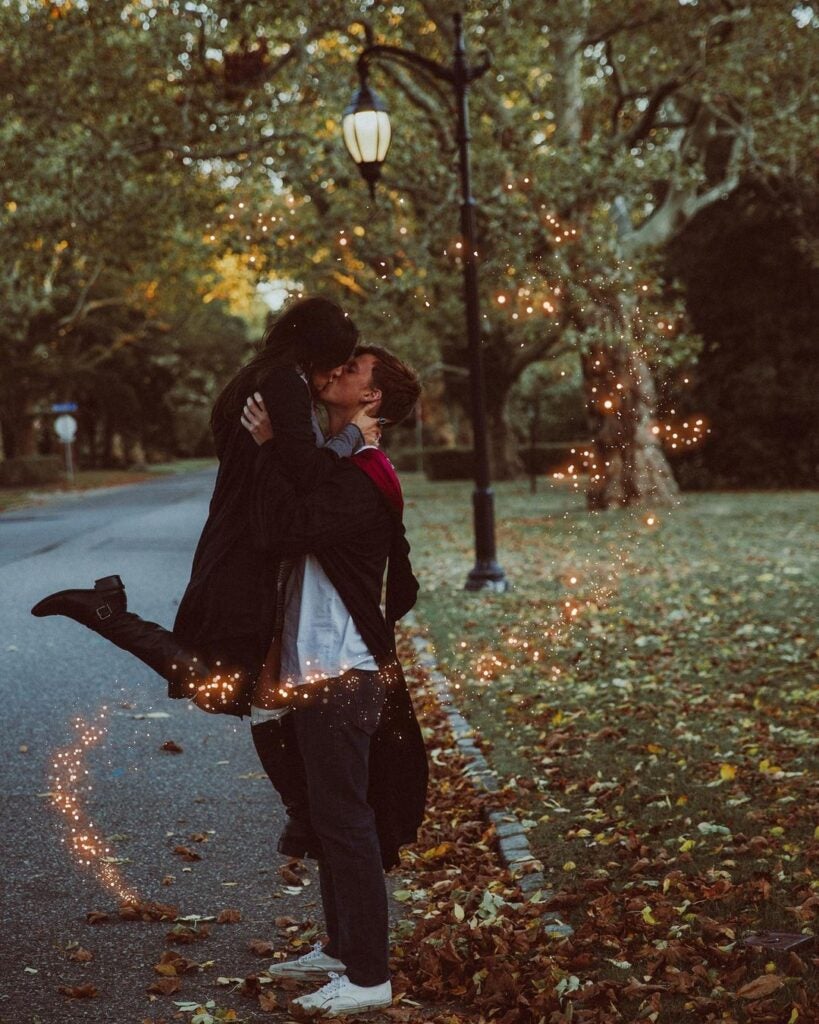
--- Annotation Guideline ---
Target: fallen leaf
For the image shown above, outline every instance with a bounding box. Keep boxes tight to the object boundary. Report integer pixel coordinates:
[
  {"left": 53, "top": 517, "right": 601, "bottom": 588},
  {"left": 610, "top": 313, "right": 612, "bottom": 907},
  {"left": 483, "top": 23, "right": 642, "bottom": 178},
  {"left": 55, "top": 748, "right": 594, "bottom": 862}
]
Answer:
[
  {"left": 258, "top": 989, "right": 279, "bottom": 1011},
  {"left": 173, "top": 845, "right": 202, "bottom": 862},
  {"left": 217, "top": 909, "right": 242, "bottom": 924},
  {"left": 166, "top": 924, "right": 211, "bottom": 945},
  {"left": 58, "top": 984, "right": 98, "bottom": 998},
  {"left": 119, "top": 899, "right": 178, "bottom": 922},
  {"left": 67, "top": 947, "right": 93, "bottom": 963},
  {"left": 160, "top": 740, "right": 184, "bottom": 754},
  {"left": 85, "top": 911, "right": 109, "bottom": 925},
  {"left": 736, "top": 973, "right": 785, "bottom": 999},
  {"left": 421, "top": 842, "right": 456, "bottom": 861},
  {"left": 147, "top": 976, "right": 182, "bottom": 996},
  {"left": 248, "top": 939, "right": 276, "bottom": 956},
  {"left": 154, "top": 951, "right": 198, "bottom": 976},
  {"left": 239, "top": 975, "right": 262, "bottom": 997}
]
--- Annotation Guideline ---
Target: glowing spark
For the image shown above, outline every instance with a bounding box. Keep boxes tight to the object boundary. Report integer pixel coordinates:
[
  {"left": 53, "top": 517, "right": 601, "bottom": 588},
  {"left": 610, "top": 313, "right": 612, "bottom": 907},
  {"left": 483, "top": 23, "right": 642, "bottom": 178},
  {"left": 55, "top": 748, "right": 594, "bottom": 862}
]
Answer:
[{"left": 50, "top": 710, "right": 138, "bottom": 903}]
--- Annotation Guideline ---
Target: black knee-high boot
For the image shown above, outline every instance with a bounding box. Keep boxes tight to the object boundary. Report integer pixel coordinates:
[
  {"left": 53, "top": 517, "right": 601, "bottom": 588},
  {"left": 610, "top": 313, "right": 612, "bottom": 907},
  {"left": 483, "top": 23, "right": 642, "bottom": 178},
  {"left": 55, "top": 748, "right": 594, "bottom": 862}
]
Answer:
[
  {"left": 252, "top": 717, "right": 323, "bottom": 860},
  {"left": 31, "top": 575, "right": 210, "bottom": 699}
]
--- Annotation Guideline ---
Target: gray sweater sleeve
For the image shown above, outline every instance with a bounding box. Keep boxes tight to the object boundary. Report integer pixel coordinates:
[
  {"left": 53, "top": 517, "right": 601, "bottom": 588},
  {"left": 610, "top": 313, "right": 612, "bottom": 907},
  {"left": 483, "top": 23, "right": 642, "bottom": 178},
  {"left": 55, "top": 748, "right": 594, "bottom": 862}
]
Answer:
[{"left": 322, "top": 422, "right": 363, "bottom": 457}]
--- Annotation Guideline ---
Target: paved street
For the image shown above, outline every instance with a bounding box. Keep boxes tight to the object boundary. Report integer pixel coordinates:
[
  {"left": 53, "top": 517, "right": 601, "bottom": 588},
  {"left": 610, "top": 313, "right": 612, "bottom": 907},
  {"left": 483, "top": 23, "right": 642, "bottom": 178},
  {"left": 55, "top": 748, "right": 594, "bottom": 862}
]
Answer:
[{"left": 0, "top": 472, "right": 375, "bottom": 1022}]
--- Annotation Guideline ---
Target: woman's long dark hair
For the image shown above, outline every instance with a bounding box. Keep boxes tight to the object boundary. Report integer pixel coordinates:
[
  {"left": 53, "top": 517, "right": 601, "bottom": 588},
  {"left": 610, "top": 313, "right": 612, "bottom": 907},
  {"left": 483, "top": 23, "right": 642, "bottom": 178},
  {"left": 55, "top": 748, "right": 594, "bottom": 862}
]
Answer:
[{"left": 211, "top": 296, "right": 359, "bottom": 436}]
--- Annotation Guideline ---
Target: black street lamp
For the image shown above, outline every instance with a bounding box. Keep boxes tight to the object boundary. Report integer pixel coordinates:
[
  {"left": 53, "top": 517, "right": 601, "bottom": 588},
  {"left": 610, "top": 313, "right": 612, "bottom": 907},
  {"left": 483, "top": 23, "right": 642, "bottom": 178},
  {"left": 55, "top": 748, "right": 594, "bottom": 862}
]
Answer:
[{"left": 342, "top": 13, "right": 508, "bottom": 593}]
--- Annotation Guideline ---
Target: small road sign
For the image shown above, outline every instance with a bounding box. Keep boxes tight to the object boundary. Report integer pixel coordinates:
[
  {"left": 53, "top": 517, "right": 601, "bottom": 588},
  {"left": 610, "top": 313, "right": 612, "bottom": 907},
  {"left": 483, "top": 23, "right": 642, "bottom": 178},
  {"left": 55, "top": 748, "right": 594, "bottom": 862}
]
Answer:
[{"left": 54, "top": 415, "right": 78, "bottom": 443}]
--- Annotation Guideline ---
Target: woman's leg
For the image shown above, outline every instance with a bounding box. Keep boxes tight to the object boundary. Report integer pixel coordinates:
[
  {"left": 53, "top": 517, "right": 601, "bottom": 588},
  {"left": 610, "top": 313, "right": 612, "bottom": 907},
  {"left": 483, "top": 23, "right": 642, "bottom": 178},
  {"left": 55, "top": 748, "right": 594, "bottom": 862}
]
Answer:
[
  {"left": 32, "top": 576, "right": 209, "bottom": 691},
  {"left": 251, "top": 714, "right": 321, "bottom": 859}
]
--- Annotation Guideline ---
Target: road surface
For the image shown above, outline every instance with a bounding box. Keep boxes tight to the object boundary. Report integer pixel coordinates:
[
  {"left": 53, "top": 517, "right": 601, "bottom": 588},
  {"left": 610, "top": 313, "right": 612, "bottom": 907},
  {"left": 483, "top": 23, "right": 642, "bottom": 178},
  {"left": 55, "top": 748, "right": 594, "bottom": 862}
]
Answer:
[{"left": 0, "top": 471, "right": 402, "bottom": 1022}]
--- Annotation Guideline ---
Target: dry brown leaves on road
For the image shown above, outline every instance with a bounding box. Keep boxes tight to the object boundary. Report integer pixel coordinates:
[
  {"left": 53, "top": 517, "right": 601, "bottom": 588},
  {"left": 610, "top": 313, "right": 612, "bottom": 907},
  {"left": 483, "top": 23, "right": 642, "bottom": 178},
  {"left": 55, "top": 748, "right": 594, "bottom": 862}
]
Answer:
[
  {"left": 173, "top": 845, "right": 202, "bottom": 862},
  {"left": 58, "top": 983, "right": 98, "bottom": 998}
]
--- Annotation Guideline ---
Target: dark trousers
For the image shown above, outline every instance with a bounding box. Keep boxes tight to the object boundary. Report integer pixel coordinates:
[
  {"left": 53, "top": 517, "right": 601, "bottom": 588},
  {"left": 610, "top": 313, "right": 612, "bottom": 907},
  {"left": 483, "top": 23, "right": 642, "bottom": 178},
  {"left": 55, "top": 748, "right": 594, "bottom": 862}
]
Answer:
[{"left": 251, "top": 670, "right": 388, "bottom": 987}]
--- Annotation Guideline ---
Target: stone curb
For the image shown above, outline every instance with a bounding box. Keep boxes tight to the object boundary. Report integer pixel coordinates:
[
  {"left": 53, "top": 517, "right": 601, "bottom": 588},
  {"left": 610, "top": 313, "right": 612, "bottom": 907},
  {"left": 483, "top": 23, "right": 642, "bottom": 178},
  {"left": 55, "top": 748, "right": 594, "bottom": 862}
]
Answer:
[{"left": 405, "top": 616, "right": 573, "bottom": 938}]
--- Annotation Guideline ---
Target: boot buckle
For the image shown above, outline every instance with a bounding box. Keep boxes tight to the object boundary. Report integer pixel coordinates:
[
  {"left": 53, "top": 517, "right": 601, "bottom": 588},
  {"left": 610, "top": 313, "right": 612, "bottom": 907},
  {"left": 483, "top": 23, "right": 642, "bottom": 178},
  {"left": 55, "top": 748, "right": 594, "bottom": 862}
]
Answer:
[{"left": 96, "top": 603, "right": 113, "bottom": 621}]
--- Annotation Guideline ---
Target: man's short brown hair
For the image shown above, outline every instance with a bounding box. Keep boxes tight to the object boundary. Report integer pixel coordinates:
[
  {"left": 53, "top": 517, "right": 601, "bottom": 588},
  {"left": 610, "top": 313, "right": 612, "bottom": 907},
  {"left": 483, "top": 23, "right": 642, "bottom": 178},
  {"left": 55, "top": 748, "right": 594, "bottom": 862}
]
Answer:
[{"left": 355, "top": 345, "right": 421, "bottom": 426}]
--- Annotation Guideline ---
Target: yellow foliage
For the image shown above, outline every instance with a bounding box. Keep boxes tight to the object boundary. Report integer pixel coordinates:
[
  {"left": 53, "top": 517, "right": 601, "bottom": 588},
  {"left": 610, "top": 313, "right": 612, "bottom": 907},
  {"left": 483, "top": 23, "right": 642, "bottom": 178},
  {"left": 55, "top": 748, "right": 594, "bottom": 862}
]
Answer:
[
  {"left": 202, "top": 252, "right": 265, "bottom": 320},
  {"left": 330, "top": 271, "right": 367, "bottom": 298}
]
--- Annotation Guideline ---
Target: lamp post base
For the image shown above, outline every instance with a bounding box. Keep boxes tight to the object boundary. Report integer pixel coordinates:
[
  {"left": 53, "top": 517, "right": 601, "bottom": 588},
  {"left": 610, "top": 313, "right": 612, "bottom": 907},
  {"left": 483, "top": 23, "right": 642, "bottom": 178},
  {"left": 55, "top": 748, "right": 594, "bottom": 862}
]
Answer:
[{"left": 464, "top": 561, "right": 508, "bottom": 593}]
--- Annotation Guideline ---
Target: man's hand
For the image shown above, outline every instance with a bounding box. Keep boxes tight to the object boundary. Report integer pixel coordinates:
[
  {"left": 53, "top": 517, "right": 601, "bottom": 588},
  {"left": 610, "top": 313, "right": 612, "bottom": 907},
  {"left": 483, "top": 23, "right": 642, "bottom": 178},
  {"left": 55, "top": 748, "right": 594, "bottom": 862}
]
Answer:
[
  {"left": 241, "top": 393, "right": 273, "bottom": 445},
  {"left": 352, "top": 402, "right": 382, "bottom": 447}
]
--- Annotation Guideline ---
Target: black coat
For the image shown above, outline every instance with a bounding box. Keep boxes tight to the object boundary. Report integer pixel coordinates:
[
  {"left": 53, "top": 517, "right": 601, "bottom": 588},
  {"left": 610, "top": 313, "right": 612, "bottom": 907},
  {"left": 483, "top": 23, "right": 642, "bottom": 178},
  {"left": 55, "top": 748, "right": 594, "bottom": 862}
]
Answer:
[
  {"left": 173, "top": 368, "right": 347, "bottom": 683},
  {"left": 250, "top": 445, "right": 429, "bottom": 869}
]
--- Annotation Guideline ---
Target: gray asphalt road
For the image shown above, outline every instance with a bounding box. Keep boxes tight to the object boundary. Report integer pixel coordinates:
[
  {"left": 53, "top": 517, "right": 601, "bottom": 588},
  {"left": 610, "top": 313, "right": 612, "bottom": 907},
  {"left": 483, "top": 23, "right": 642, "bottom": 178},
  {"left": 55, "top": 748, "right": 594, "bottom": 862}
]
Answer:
[{"left": 0, "top": 473, "right": 405, "bottom": 1023}]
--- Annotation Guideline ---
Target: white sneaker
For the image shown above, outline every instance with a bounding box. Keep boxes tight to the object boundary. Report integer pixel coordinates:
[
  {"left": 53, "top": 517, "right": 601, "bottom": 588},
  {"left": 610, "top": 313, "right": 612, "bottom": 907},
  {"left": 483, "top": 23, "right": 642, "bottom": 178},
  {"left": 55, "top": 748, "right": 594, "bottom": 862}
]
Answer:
[
  {"left": 292, "top": 972, "right": 392, "bottom": 1017},
  {"left": 267, "top": 942, "right": 346, "bottom": 979}
]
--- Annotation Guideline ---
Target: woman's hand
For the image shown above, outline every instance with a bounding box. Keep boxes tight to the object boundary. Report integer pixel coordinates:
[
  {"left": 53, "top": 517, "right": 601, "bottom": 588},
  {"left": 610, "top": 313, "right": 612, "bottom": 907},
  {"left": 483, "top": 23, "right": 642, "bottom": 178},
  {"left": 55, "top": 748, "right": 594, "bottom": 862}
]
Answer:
[
  {"left": 352, "top": 403, "right": 382, "bottom": 447},
  {"left": 241, "top": 393, "right": 273, "bottom": 445}
]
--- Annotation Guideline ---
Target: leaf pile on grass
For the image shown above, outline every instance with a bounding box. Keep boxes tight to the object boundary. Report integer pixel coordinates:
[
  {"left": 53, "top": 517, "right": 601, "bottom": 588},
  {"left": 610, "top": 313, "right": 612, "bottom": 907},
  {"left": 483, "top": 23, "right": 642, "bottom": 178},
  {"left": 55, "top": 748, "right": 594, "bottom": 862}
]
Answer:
[{"left": 401, "top": 482, "right": 819, "bottom": 1023}]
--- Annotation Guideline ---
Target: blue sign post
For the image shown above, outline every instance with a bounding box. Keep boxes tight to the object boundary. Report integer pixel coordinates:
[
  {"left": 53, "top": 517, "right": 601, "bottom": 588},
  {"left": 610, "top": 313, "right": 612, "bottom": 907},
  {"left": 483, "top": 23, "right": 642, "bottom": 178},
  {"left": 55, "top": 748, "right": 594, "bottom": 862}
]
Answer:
[{"left": 51, "top": 402, "right": 78, "bottom": 414}]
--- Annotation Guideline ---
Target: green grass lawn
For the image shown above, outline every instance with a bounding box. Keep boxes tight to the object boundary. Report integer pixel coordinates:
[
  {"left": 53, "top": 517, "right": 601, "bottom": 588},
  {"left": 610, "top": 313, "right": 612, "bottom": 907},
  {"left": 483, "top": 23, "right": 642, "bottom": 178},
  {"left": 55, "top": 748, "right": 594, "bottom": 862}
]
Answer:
[
  {"left": 404, "top": 475, "right": 818, "bottom": 1018},
  {"left": 0, "top": 458, "right": 216, "bottom": 513}
]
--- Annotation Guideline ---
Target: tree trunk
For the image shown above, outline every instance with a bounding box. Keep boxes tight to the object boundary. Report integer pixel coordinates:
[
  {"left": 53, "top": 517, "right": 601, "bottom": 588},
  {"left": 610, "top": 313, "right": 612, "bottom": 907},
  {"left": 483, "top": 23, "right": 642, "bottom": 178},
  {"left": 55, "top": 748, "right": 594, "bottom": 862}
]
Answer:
[
  {"left": 0, "top": 395, "right": 40, "bottom": 459},
  {"left": 486, "top": 395, "right": 522, "bottom": 481},
  {"left": 581, "top": 344, "right": 679, "bottom": 510}
]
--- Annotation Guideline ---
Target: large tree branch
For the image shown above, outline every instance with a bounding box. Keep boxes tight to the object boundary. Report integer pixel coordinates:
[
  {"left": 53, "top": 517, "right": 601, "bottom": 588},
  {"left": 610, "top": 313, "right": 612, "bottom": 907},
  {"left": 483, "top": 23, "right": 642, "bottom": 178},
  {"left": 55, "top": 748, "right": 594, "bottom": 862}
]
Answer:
[
  {"left": 618, "top": 103, "right": 744, "bottom": 252},
  {"left": 603, "top": 39, "right": 632, "bottom": 132},
  {"left": 57, "top": 262, "right": 105, "bottom": 330},
  {"left": 74, "top": 319, "right": 170, "bottom": 371},
  {"left": 508, "top": 316, "right": 569, "bottom": 380},
  {"left": 619, "top": 66, "right": 698, "bottom": 148}
]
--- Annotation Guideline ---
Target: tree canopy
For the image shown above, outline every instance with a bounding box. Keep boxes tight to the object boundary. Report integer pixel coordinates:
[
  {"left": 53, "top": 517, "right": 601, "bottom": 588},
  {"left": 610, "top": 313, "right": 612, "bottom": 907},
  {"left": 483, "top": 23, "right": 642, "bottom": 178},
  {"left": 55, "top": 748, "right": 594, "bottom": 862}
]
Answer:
[{"left": 1, "top": 1, "right": 815, "bottom": 475}]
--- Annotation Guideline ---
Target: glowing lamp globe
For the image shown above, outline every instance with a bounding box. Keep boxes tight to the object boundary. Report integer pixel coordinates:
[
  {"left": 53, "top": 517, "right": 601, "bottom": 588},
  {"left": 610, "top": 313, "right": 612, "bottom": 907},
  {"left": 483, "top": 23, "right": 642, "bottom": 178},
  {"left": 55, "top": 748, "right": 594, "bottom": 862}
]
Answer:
[{"left": 343, "top": 81, "right": 392, "bottom": 197}]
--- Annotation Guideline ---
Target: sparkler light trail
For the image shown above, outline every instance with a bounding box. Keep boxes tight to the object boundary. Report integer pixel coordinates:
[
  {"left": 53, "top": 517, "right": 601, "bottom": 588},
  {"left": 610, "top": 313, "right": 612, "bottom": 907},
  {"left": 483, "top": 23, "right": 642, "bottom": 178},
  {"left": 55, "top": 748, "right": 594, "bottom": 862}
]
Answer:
[{"left": 50, "top": 708, "right": 138, "bottom": 904}]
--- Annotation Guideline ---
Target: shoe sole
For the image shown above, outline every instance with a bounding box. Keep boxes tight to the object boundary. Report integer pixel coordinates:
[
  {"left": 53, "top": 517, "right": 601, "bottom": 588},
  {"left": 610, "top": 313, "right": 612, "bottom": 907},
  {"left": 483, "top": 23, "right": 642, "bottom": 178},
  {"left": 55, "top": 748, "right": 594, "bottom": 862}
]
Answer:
[
  {"left": 268, "top": 965, "right": 347, "bottom": 979},
  {"left": 295, "top": 997, "right": 392, "bottom": 1017}
]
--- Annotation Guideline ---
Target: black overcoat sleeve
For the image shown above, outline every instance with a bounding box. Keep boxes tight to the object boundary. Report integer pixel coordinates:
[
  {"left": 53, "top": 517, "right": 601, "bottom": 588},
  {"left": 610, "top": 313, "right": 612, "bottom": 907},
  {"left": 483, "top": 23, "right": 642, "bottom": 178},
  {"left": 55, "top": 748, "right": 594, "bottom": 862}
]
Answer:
[
  {"left": 386, "top": 521, "right": 419, "bottom": 627},
  {"left": 250, "top": 445, "right": 386, "bottom": 555},
  {"left": 255, "top": 368, "right": 354, "bottom": 491}
]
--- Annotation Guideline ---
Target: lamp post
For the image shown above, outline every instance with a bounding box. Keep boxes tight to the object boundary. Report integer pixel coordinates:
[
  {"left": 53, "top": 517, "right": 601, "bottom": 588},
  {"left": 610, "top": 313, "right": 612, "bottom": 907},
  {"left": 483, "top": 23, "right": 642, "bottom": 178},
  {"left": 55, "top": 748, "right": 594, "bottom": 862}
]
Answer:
[{"left": 342, "top": 13, "right": 508, "bottom": 593}]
